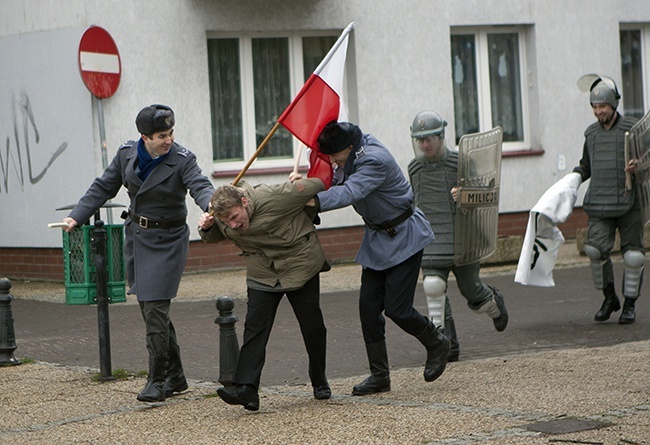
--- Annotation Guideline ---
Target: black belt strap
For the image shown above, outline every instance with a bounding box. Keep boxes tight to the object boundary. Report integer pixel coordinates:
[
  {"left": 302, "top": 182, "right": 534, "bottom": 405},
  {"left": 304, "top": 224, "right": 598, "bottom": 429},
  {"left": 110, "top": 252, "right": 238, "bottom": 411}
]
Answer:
[
  {"left": 363, "top": 205, "right": 414, "bottom": 237},
  {"left": 127, "top": 211, "right": 186, "bottom": 229}
]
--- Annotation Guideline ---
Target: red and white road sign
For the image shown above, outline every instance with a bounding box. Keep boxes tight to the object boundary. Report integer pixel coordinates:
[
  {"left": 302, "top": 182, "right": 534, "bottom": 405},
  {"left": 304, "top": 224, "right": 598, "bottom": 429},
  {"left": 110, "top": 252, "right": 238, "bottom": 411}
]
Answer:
[{"left": 78, "top": 26, "right": 121, "bottom": 99}]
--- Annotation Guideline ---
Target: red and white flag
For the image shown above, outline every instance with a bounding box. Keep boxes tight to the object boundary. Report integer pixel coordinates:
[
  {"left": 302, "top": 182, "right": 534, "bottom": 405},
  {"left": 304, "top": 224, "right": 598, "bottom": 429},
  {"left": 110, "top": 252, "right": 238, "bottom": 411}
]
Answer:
[{"left": 278, "top": 22, "right": 354, "bottom": 188}]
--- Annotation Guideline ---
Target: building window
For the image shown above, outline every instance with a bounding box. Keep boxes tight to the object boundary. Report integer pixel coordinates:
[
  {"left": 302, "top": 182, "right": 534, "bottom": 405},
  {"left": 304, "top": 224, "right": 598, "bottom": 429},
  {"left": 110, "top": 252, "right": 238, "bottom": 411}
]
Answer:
[
  {"left": 207, "top": 33, "right": 337, "bottom": 169},
  {"left": 620, "top": 25, "right": 649, "bottom": 119},
  {"left": 450, "top": 27, "right": 529, "bottom": 151}
]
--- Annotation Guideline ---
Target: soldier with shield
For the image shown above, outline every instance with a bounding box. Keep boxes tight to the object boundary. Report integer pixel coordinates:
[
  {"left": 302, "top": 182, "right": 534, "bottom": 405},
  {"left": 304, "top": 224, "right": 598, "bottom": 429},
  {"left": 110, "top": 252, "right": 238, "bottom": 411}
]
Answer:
[
  {"left": 408, "top": 111, "right": 508, "bottom": 362},
  {"left": 573, "top": 74, "right": 644, "bottom": 324}
]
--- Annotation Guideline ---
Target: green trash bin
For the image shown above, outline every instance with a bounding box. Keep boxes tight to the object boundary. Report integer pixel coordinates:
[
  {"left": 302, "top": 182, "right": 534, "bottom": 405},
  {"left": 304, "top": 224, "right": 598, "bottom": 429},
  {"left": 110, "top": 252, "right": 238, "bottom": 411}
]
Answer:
[{"left": 62, "top": 224, "right": 127, "bottom": 305}]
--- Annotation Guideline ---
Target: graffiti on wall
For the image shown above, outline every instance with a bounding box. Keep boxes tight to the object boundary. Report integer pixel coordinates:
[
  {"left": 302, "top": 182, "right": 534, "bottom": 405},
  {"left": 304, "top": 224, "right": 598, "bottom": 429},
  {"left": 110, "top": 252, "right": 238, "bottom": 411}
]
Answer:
[{"left": 1, "top": 92, "right": 68, "bottom": 193}]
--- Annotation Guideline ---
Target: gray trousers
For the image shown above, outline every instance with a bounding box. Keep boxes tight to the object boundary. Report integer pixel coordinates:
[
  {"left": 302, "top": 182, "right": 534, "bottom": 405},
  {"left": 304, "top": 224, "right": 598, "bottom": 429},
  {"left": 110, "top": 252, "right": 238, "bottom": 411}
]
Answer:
[
  {"left": 422, "top": 261, "right": 493, "bottom": 319},
  {"left": 139, "top": 300, "right": 181, "bottom": 362},
  {"left": 587, "top": 204, "right": 644, "bottom": 293}
]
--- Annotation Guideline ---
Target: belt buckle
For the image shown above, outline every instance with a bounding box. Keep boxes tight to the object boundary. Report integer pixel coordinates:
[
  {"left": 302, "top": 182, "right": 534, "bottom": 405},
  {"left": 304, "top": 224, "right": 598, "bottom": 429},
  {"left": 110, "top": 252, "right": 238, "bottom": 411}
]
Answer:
[{"left": 138, "top": 216, "right": 149, "bottom": 228}]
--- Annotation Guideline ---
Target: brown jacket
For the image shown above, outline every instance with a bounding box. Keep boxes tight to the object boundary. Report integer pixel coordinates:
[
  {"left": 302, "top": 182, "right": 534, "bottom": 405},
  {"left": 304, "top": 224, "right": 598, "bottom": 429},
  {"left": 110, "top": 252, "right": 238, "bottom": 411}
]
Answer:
[{"left": 200, "top": 179, "right": 328, "bottom": 289}]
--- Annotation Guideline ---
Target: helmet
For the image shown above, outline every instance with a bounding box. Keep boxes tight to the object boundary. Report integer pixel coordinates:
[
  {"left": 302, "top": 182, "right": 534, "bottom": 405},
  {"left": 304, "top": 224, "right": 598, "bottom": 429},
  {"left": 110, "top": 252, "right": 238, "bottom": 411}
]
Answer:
[
  {"left": 410, "top": 111, "right": 447, "bottom": 139},
  {"left": 590, "top": 79, "right": 620, "bottom": 109},
  {"left": 577, "top": 74, "right": 620, "bottom": 110}
]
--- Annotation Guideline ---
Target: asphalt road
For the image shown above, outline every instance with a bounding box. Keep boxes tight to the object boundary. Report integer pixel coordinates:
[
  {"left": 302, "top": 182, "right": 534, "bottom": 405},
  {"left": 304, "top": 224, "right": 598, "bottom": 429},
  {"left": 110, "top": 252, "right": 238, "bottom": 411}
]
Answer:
[{"left": 9, "top": 265, "right": 650, "bottom": 388}]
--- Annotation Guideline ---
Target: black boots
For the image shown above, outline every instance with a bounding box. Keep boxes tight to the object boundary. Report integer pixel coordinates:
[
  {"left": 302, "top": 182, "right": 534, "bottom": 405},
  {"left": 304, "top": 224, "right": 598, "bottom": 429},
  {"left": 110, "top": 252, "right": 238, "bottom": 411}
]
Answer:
[
  {"left": 352, "top": 341, "right": 391, "bottom": 395},
  {"left": 488, "top": 286, "right": 509, "bottom": 332},
  {"left": 164, "top": 345, "right": 188, "bottom": 397},
  {"left": 137, "top": 356, "right": 168, "bottom": 402},
  {"left": 416, "top": 321, "right": 450, "bottom": 382},
  {"left": 595, "top": 285, "right": 621, "bottom": 322},
  {"left": 619, "top": 298, "right": 636, "bottom": 324},
  {"left": 444, "top": 318, "right": 460, "bottom": 362},
  {"left": 217, "top": 384, "right": 260, "bottom": 411},
  {"left": 313, "top": 385, "right": 332, "bottom": 400}
]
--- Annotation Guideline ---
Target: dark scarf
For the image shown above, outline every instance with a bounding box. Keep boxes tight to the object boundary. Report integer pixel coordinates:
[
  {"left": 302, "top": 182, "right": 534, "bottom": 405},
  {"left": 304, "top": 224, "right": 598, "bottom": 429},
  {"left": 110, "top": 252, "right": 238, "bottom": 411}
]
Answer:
[{"left": 136, "top": 138, "right": 168, "bottom": 180}]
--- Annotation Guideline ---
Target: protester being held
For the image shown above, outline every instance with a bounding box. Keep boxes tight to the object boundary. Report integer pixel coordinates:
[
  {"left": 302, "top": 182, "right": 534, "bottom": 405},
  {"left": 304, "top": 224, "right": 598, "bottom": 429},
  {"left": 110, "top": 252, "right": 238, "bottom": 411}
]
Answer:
[
  {"left": 293, "top": 120, "right": 450, "bottom": 396},
  {"left": 62, "top": 104, "right": 215, "bottom": 402},
  {"left": 198, "top": 179, "right": 330, "bottom": 411},
  {"left": 407, "top": 111, "right": 508, "bottom": 362},
  {"left": 573, "top": 74, "right": 644, "bottom": 324}
]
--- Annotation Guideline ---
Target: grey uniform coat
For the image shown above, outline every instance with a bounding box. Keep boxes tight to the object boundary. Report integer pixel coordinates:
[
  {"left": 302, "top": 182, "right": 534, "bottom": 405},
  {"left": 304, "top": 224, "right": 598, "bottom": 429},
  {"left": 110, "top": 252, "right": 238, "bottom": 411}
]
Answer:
[
  {"left": 68, "top": 140, "right": 214, "bottom": 301},
  {"left": 316, "top": 134, "right": 434, "bottom": 271}
]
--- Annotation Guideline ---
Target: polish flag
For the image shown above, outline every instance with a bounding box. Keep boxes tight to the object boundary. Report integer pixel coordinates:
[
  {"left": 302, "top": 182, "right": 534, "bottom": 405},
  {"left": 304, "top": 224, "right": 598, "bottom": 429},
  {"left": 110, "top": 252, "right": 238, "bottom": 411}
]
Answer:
[{"left": 278, "top": 23, "right": 354, "bottom": 188}]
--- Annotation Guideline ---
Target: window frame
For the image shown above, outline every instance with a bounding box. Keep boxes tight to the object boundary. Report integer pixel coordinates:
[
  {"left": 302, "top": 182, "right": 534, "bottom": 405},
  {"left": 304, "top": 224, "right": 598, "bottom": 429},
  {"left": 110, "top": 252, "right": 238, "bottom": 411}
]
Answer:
[
  {"left": 207, "top": 30, "right": 339, "bottom": 173},
  {"left": 620, "top": 23, "right": 650, "bottom": 118},
  {"left": 450, "top": 26, "right": 531, "bottom": 152}
]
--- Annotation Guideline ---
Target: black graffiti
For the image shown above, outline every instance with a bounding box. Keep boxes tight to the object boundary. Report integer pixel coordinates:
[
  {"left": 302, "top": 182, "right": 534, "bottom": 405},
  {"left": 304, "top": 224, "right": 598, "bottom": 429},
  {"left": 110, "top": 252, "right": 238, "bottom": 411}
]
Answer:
[{"left": 0, "top": 92, "right": 68, "bottom": 193}]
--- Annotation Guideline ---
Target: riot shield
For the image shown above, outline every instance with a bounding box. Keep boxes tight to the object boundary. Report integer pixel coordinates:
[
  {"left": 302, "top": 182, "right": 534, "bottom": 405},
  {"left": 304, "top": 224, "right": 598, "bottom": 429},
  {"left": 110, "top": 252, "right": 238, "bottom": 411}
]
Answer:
[
  {"left": 454, "top": 127, "right": 503, "bottom": 266},
  {"left": 626, "top": 109, "right": 650, "bottom": 227}
]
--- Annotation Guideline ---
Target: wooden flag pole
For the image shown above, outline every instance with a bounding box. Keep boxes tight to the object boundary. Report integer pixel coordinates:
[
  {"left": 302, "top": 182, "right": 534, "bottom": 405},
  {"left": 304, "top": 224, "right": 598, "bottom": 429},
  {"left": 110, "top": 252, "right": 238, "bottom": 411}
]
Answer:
[
  {"left": 232, "top": 122, "right": 282, "bottom": 186},
  {"left": 208, "top": 122, "right": 282, "bottom": 217},
  {"left": 293, "top": 145, "right": 303, "bottom": 175}
]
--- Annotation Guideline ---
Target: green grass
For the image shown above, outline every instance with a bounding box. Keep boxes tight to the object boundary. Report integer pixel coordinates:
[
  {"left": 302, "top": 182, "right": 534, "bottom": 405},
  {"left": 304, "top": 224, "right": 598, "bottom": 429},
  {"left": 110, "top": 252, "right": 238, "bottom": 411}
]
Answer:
[{"left": 91, "top": 368, "right": 147, "bottom": 381}]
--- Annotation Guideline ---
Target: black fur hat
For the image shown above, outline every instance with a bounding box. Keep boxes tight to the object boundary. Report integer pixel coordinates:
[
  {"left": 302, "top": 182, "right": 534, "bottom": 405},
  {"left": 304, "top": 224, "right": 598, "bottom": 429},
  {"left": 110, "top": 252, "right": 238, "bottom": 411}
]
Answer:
[
  {"left": 135, "top": 104, "right": 175, "bottom": 135},
  {"left": 317, "top": 121, "right": 363, "bottom": 155}
]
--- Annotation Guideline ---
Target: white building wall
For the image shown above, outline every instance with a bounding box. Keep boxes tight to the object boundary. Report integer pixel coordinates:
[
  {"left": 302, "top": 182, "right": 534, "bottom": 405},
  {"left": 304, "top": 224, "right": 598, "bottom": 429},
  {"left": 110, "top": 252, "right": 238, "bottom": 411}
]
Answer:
[{"left": 1, "top": 0, "right": 649, "bottom": 248}]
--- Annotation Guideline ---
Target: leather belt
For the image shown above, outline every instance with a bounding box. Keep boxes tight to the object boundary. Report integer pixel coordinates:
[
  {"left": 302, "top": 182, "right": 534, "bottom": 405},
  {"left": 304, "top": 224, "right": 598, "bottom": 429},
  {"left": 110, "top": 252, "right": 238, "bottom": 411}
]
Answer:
[
  {"left": 363, "top": 205, "right": 414, "bottom": 238},
  {"left": 127, "top": 211, "right": 186, "bottom": 229}
]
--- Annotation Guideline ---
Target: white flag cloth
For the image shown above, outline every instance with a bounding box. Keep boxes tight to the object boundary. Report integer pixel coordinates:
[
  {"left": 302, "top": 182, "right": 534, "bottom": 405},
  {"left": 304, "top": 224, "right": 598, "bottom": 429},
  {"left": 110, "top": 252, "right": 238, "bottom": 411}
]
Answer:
[{"left": 515, "top": 172, "right": 583, "bottom": 286}]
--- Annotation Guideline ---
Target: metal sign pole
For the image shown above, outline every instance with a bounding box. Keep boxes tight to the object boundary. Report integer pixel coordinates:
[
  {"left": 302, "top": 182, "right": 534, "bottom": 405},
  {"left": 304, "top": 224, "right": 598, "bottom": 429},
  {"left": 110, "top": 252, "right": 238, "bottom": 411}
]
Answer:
[{"left": 96, "top": 98, "right": 113, "bottom": 224}]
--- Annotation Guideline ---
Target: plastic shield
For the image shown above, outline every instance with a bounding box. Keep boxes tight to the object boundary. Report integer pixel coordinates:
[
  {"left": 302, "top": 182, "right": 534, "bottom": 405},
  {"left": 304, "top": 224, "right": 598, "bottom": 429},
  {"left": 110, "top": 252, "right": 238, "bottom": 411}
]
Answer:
[
  {"left": 626, "top": 110, "right": 650, "bottom": 227},
  {"left": 454, "top": 127, "right": 503, "bottom": 266}
]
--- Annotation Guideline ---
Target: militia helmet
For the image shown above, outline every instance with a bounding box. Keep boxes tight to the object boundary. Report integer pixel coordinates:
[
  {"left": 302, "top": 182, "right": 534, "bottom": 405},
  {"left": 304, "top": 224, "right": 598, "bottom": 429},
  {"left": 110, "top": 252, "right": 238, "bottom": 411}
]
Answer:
[
  {"left": 590, "top": 78, "right": 620, "bottom": 110},
  {"left": 578, "top": 74, "right": 620, "bottom": 110},
  {"left": 410, "top": 111, "right": 447, "bottom": 139}
]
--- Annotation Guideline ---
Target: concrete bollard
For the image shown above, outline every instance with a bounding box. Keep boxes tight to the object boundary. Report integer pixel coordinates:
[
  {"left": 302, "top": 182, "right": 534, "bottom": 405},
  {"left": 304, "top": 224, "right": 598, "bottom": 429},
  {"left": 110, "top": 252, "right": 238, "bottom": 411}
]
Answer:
[
  {"left": 0, "top": 278, "right": 21, "bottom": 366},
  {"left": 214, "top": 296, "right": 239, "bottom": 387}
]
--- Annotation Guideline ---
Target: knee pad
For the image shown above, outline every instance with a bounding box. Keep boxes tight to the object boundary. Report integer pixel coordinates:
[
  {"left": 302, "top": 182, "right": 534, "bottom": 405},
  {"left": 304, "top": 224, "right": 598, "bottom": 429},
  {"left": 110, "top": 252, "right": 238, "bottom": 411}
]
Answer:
[
  {"left": 623, "top": 250, "right": 645, "bottom": 298},
  {"left": 423, "top": 275, "right": 447, "bottom": 329},
  {"left": 584, "top": 244, "right": 605, "bottom": 289}
]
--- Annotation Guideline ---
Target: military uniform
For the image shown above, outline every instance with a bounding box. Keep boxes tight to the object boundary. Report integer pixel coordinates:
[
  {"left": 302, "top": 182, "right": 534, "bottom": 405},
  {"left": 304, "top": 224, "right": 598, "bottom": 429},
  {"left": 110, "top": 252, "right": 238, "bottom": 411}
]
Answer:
[
  {"left": 408, "top": 148, "right": 499, "bottom": 361},
  {"left": 69, "top": 137, "right": 214, "bottom": 401},
  {"left": 315, "top": 122, "right": 449, "bottom": 395},
  {"left": 574, "top": 113, "right": 644, "bottom": 322}
]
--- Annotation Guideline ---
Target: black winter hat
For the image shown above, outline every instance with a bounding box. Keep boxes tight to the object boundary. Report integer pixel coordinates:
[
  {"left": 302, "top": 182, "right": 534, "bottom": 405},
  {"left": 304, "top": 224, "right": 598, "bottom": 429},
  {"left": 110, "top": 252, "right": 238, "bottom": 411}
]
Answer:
[
  {"left": 135, "top": 104, "right": 175, "bottom": 135},
  {"left": 317, "top": 121, "right": 363, "bottom": 155}
]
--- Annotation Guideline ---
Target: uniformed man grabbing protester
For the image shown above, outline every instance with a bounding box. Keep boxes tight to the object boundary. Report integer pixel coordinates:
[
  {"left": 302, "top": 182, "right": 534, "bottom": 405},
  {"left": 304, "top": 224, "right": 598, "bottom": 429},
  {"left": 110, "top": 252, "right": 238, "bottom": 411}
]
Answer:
[
  {"left": 573, "top": 74, "right": 644, "bottom": 324},
  {"left": 294, "top": 121, "right": 450, "bottom": 395},
  {"left": 407, "top": 111, "right": 508, "bottom": 362},
  {"left": 198, "top": 179, "right": 330, "bottom": 411},
  {"left": 62, "top": 104, "right": 215, "bottom": 402}
]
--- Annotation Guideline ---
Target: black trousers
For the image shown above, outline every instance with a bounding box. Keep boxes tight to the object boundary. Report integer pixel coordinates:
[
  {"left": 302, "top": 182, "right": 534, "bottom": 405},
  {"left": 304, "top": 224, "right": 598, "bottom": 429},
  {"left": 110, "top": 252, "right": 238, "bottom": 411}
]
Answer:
[
  {"left": 359, "top": 249, "right": 428, "bottom": 344},
  {"left": 233, "top": 273, "right": 327, "bottom": 389},
  {"left": 139, "top": 300, "right": 182, "bottom": 365}
]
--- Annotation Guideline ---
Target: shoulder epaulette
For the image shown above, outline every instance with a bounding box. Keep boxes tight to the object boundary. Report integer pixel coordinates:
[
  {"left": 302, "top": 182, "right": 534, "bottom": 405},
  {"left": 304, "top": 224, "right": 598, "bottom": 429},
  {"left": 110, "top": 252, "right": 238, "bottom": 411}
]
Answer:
[
  {"left": 119, "top": 140, "right": 136, "bottom": 150},
  {"left": 176, "top": 144, "right": 190, "bottom": 158}
]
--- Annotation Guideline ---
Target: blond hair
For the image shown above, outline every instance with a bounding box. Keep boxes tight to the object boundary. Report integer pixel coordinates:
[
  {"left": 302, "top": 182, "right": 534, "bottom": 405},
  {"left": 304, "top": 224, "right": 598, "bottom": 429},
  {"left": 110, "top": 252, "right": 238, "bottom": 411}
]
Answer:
[{"left": 211, "top": 185, "right": 251, "bottom": 218}]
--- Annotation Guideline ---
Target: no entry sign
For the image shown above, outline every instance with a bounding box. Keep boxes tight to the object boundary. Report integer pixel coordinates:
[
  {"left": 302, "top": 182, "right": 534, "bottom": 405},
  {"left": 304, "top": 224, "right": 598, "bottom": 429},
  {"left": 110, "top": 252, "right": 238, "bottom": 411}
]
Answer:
[{"left": 78, "top": 26, "right": 121, "bottom": 99}]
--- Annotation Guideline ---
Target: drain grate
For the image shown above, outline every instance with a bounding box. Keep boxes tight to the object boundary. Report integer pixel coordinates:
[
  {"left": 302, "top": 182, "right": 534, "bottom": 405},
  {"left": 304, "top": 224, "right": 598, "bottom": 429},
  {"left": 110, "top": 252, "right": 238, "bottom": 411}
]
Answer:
[{"left": 520, "top": 418, "right": 611, "bottom": 434}]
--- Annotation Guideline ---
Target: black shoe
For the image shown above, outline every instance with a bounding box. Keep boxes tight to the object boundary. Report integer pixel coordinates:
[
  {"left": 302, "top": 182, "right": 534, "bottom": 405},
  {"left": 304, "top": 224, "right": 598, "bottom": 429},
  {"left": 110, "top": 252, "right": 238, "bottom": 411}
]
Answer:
[
  {"left": 595, "top": 295, "right": 621, "bottom": 322},
  {"left": 352, "top": 375, "right": 391, "bottom": 396},
  {"left": 217, "top": 385, "right": 259, "bottom": 411},
  {"left": 447, "top": 349, "right": 460, "bottom": 363},
  {"left": 313, "top": 385, "right": 331, "bottom": 400},
  {"left": 489, "top": 286, "right": 509, "bottom": 332},
  {"left": 137, "top": 382, "right": 165, "bottom": 403},
  {"left": 164, "top": 375, "right": 189, "bottom": 397},
  {"left": 618, "top": 298, "right": 636, "bottom": 324}
]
